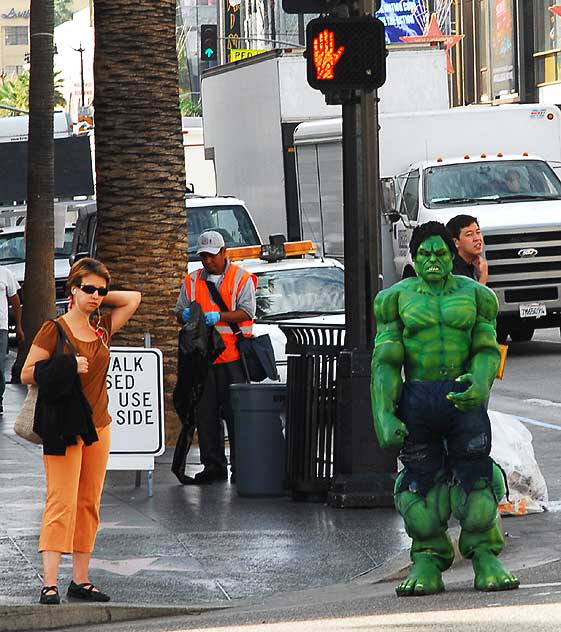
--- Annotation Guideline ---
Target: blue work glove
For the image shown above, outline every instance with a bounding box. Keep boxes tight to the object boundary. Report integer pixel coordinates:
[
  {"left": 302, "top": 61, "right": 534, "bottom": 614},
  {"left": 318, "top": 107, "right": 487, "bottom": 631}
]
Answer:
[
  {"left": 181, "top": 307, "right": 190, "bottom": 323},
  {"left": 204, "top": 311, "right": 220, "bottom": 326}
]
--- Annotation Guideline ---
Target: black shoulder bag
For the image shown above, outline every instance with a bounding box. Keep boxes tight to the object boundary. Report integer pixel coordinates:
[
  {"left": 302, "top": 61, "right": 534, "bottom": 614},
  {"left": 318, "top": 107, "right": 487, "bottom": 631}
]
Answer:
[
  {"left": 15, "top": 320, "right": 80, "bottom": 444},
  {"left": 205, "top": 280, "right": 279, "bottom": 383}
]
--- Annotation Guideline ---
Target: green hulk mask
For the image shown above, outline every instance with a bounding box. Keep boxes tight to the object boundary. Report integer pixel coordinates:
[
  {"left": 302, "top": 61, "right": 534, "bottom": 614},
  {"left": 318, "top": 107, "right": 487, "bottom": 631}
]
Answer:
[
  {"left": 371, "top": 221, "right": 519, "bottom": 597},
  {"left": 413, "top": 235, "right": 454, "bottom": 286}
]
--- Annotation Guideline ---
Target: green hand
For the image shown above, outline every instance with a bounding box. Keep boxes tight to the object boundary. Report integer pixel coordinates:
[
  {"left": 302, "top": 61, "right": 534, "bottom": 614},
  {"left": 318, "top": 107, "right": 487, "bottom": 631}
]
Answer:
[
  {"left": 376, "top": 411, "right": 409, "bottom": 449},
  {"left": 446, "top": 373, "right": 488, "bottom": 411}
]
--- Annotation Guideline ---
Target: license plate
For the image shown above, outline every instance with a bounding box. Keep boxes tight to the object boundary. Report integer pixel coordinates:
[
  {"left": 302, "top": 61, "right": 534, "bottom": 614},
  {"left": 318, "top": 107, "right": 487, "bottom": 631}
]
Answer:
[{"left": 519, "top": 302, "right": 546, "bottom": 318}]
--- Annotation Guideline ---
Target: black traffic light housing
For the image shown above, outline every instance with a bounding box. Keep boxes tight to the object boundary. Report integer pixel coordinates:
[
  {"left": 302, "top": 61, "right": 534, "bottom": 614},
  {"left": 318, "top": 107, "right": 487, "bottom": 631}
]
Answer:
[
  {"left": 200, "top": 24, "right": 218, "bottom": 62},
  {"left": 306, "top": 16, "right": 386, "bottom": 94}
]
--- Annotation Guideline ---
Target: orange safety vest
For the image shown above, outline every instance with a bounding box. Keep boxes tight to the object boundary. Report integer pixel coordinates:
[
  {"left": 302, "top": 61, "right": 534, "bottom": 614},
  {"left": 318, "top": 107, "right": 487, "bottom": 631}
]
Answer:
[{"left": 185, "top": 263, "right": 254, "bottom": 365}]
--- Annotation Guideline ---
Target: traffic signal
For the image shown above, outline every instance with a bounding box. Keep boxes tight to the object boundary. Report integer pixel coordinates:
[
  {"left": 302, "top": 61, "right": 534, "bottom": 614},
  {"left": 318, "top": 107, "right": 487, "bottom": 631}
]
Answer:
[
  {"left": 200, "top": 24, "right": 217, "bottom": 62},
  {"left": 306, "top": 16, "right": 386, "bottom": 93}
]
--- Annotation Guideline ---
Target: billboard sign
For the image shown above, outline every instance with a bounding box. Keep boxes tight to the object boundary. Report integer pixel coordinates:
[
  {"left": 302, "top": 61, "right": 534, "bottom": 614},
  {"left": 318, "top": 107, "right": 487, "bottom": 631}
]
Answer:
[{"left": 376, "top": 0, "right": 425, "bottom": 44}]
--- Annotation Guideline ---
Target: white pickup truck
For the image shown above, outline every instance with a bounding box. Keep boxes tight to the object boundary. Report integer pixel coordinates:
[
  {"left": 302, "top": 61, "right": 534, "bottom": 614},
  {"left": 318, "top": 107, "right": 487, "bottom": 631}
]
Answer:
[
  {"left": 294, "top": 103, "right": 561, "bottom": 343},
  {"left": 71, "top": 195, "right": 263, "bottom": 273}
]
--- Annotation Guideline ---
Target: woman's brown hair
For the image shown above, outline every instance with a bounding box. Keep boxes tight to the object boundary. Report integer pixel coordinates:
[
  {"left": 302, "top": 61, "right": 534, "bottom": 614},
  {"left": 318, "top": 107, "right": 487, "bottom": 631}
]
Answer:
[{"left": 66, "top": 257, "right": 111, "bottom": 296}]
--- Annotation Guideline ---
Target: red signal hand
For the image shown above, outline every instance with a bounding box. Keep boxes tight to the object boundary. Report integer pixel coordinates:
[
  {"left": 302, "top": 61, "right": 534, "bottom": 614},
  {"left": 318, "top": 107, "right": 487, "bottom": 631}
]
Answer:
[{"left": 313, "top": 29, "right": 345, "bottom": 80}]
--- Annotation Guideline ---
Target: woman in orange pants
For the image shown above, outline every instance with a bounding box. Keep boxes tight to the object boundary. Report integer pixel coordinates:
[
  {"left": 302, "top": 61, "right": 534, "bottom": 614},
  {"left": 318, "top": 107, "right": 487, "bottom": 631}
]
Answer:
[{"left": 22, "top": 258, "right": 141, "bottom": 605}]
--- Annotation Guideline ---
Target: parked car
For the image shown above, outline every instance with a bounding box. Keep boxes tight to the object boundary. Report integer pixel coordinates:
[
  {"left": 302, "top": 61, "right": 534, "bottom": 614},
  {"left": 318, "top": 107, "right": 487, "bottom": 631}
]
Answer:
[
  {"left": 1, "top": 224, "right": 74, "bottom": 336},
  {"left": 231, "top": 241, "right": 345, "bottom": 382}
]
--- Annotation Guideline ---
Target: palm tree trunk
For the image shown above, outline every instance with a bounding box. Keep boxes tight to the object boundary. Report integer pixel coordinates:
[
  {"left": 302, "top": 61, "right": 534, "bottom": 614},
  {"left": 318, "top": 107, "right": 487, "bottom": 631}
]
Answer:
[
  {"left": 13, "top": 0, "right": 55, "bottom": 381},
  {"left": 94, "top": 0, "right": 187, "bottom": 442}
]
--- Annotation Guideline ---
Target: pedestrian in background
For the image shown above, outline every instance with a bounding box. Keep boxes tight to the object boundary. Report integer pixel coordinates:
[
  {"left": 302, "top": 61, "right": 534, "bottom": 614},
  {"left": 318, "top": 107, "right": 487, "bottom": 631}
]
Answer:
[
  {"left": 21, "top": 257, "right": 141, "bottom": 605},
  {"left": 0, "top": 265, "right": 24, "bottom": 413},
  {"left": 175, "top": 230, "right": 256, "bottom": 484},
  {"left": 446, "top": 214, "right": 488, "bottom": 284}
]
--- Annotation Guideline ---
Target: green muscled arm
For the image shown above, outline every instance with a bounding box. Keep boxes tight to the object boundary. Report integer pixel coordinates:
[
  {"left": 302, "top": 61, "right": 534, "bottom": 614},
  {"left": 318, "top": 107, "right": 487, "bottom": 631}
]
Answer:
[
  {"left": 447, "top": 285, "right": 500, "bottom": 411},
  {"left": 371, "top": 288, "right": 408, "bottom": 449}
]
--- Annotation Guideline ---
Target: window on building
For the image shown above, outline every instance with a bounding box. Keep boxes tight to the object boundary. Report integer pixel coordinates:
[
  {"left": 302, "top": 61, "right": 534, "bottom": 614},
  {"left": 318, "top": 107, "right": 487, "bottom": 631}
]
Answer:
[
  {"left": 534, "top": 0, "right": 561, "bottom": 84},
  {"left": 3, "top": 65, "right": 23, "bottom": 77},
  {"left": 4, "top": 26, "right": 28, "bottom": 46},
  {"left": 534, "top": 0, "right": 560, "bottom": 52},
  {"left": 476, "top": 0, "right": 491, "bottom": 102}
]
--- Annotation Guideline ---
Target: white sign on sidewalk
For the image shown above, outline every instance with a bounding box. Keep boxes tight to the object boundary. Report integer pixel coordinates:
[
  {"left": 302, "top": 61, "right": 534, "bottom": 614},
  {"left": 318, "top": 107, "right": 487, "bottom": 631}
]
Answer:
[{"left": 107, "top": 347, "right": 165, "bottom": 457}]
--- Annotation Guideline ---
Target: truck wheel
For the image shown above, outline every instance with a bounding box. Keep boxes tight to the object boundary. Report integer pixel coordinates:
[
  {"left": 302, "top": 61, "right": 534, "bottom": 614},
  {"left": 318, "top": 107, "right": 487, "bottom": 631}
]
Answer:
[{"left": 510, "top": 327, "right": 534, "bottom": 343}]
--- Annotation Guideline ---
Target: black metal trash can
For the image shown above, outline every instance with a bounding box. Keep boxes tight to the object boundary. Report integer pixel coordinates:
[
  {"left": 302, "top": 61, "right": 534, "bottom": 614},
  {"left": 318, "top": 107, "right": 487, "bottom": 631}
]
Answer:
[
  {"left": 230, "top": 383, "right": 287, "bottom": 498},
  {"left": 280, "top": 324, "right": 345, "bottom": 502}
]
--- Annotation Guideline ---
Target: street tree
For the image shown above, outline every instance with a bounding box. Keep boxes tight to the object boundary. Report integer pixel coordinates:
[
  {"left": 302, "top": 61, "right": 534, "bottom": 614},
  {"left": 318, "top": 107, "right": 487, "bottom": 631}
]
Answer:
[
  {"left": 0, "top": 70, "right": 66, "bottom": 115},
  {"left": 13, "top": 1, "right": 56, "bottom": 377},
  {"left": 93, "top": 0, "right": 187, "bottom": 440},
  {"left": 54, "top": 0, "right": 73, "bottom": 27}
]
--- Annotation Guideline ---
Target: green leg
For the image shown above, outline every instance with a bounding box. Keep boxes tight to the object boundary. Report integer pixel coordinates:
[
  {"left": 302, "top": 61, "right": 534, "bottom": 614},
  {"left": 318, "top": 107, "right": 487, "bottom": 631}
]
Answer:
[
  {"left": 450, "top": 464, "right": 519, "bottom": 592},
  {"left": 394, "top": 473, "right": 454, "bottom": 597}
]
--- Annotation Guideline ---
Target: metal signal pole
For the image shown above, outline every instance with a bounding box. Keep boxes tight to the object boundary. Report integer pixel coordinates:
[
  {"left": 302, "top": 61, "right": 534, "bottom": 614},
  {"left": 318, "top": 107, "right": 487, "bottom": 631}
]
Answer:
[{"left": 328, "top": 0, "right": 396, "bottom": 508}]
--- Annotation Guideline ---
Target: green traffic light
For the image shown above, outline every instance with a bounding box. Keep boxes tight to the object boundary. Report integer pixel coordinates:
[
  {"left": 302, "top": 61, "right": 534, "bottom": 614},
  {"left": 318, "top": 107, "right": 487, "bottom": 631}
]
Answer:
[{"left": 205, "top": 48, "right": 215, "bottom": 58}]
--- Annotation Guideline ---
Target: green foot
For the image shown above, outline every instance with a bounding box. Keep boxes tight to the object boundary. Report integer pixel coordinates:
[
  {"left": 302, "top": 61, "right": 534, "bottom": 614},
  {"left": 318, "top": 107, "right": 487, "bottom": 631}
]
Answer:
[
  {"left": 472, "top": 552, "right": 520, "bottom": 592},
  {"left": 396, "top": 556, "right": 445, "bottom": 597}
]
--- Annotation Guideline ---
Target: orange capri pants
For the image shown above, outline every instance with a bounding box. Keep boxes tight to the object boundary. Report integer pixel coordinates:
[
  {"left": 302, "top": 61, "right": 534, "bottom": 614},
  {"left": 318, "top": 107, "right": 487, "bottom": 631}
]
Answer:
[{"left": 39, "top": 425, "right": 111, "bottom": 553}]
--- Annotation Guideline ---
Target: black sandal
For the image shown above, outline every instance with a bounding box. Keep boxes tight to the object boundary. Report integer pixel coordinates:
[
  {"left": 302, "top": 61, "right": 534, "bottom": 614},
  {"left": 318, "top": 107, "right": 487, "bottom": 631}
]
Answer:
[
  {"left": 40, "top": 585, "right": 60, "bottom": 605},
  {"left": 67, "top": 580, "right": 110, "bottom": 602}
]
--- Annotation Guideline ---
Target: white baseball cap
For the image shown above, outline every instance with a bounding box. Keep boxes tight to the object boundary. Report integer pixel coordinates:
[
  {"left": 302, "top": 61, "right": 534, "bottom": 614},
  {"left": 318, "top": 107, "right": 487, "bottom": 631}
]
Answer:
[{"left": 196, "top": 230, "right": 225, "bottom": 255}]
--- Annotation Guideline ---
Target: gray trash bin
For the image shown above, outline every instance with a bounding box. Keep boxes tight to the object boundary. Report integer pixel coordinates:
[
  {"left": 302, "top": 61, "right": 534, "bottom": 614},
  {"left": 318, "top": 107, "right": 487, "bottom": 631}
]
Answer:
[{"left": 230, "top": 383, "right": 287, "bottom": 498}]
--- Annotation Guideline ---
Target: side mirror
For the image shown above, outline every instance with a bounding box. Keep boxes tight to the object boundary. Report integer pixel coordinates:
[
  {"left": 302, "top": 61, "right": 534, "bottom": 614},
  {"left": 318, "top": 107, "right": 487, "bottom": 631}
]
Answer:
[
  {"left": 380, "top": 178, "right": 398, "bottom": 216},
  {"left": 69, "top": 251, "right": 89, "bottom": 266}
]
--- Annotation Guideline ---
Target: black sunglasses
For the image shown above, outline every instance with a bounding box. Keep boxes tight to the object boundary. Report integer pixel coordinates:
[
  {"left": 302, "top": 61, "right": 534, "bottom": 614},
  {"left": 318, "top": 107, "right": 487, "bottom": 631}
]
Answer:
[{"left": 79, "top": 284, "right": 109, "bottom": 297}]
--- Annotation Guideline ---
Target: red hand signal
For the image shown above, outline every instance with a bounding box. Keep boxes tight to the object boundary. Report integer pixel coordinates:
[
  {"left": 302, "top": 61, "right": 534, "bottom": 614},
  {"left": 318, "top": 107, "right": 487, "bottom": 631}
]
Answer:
[{"left": 312, "top": 29, "right": 345, "bottom": 80}]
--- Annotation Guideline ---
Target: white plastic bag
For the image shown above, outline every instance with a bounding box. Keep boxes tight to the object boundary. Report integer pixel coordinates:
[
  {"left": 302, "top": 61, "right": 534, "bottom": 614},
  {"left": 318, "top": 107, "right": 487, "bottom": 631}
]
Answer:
[{"left": 489, "top": 410, "right": 548, "bottom": 515}]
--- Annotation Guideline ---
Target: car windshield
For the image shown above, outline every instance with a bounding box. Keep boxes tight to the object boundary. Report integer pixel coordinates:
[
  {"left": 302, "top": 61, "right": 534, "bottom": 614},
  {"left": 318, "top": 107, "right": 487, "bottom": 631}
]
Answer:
[
  {"left": 187, "top": 205, "right": 260, "bottom": 258},
  {"left": 255, "top": 266, "right": 345, "bottom": 320},
  {"left": 0, "top": 227, "right": 74, "bottom": 264},
  {"left": 424, "top": 160, "right": 561, "bottom": 208}
]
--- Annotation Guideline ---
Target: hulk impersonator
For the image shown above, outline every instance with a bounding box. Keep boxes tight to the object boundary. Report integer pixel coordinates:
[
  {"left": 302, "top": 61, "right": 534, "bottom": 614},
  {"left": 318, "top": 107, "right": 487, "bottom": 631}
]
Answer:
[{"left": 371, "top": 221, "right": 519, "bottom": 597}]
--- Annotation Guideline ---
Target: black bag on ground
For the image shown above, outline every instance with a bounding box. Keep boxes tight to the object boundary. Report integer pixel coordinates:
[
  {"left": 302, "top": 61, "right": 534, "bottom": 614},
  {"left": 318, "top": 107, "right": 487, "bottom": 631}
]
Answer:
[{"left": 206, "top": 280, "right": 279, "bottom": 383}]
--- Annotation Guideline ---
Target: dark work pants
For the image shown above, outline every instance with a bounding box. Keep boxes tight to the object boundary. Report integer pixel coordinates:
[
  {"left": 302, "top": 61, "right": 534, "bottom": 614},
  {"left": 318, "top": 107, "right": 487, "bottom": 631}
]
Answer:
[
  {"left": 0, "top": 329, "right": 7, "bottom": 401},
  {"left": 196, "top": 360, "right": 245, "bottom": 473}
]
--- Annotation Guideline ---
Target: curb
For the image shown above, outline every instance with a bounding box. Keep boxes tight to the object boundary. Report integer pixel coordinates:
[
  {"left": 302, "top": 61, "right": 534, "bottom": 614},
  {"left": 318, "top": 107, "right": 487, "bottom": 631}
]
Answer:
[{"left": 0, "top": 603, "right": 230, "bottom": 632}]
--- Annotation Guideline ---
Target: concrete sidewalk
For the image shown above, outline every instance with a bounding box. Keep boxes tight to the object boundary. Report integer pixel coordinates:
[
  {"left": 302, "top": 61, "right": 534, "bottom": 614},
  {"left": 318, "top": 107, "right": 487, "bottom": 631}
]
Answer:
[{"left": 0, "top": 378, "right": 560, "bottom": 632}]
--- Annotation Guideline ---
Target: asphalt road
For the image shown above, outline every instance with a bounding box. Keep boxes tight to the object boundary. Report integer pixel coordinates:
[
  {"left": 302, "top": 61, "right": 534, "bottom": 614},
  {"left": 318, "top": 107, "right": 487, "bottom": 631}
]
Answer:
[{"left": 490, "top": 327, "right": 561, "bottom": 501}]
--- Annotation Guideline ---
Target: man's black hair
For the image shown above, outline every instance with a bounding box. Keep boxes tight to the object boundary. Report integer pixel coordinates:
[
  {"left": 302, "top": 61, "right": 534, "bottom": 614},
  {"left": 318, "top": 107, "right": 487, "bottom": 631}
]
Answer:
[
  {"left": 409, "top": 221, "right": 457, "bottom": 258},
  {"left": 445, "top": 215, "right": 479, "bottom": 240}
]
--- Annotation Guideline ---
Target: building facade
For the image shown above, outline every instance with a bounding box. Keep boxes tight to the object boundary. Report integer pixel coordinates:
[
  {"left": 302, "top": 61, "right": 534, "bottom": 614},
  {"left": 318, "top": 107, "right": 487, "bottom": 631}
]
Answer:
[
  {"left": 1, "top": 0, "right": 90, "bottom": 84},
  {"left": 448, "top": 0, "right": 561, "bottom": 106},
  {"left": 0, "top": 0, "right": 29, "bottom": 80}
]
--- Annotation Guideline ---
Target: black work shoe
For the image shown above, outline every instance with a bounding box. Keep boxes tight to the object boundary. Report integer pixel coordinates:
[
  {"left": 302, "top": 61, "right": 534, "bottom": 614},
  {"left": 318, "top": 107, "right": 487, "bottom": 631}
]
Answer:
[
  {"left": 67, "top": 580, "right": 110, "bottom": 602},
  {"left": 194, "top": 468, "right": 228, "bottom": 484},
  {"left": 40, "top": 585, "right": 60, "bottom": 605}
]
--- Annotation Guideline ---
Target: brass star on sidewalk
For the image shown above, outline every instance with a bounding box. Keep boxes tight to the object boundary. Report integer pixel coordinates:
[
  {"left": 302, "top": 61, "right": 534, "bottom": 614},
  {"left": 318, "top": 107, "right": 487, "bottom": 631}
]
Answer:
[{"left": 400, "top": 13, "right": 464, "bottom": 74}]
